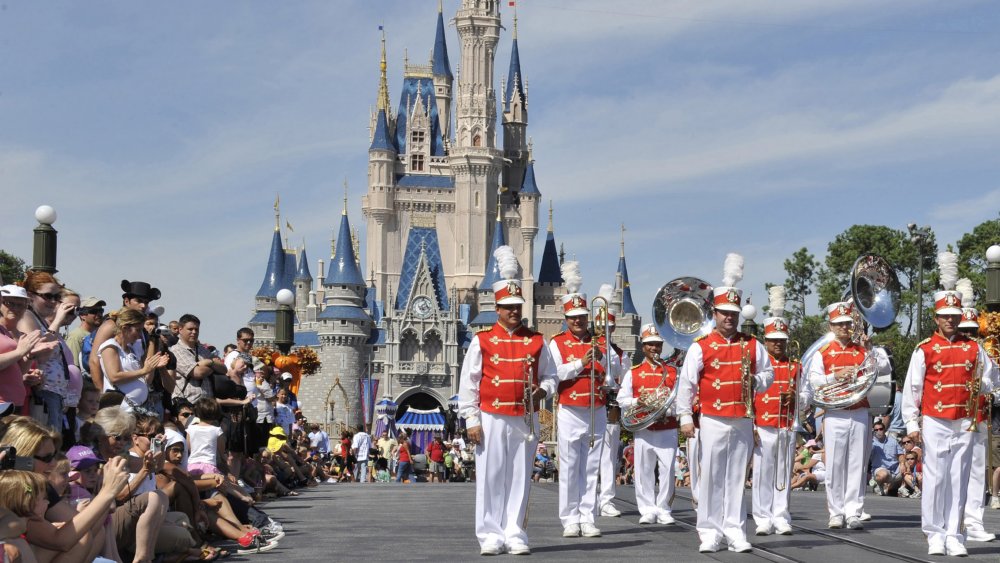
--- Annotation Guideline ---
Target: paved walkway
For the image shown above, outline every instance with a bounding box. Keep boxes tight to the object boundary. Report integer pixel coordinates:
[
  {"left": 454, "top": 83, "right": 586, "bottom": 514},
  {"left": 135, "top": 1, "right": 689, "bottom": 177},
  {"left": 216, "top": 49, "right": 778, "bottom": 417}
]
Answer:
[{"left": 238, "top": 482, "right": 1000, "bottom": 562}]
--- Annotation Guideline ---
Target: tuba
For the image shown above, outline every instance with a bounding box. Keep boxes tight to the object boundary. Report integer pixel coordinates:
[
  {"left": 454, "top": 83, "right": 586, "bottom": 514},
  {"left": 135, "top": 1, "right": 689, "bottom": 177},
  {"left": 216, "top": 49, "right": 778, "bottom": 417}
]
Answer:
[
  {"left": 651, "top": 276, "right": 715, "bottom": 356},
  {"left": 621, "top": 355, "right": 679, "bottom": 432},
  {"left": 810, "top": 254, "right": 899, "bottom": 410}
]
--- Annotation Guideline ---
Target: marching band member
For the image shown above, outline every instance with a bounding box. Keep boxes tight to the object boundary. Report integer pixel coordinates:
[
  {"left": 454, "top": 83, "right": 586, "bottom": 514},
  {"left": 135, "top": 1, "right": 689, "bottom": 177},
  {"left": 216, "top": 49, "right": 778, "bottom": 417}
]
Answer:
[
  {"left": 677, "top": 253, "right": 774, "bottom": 553},
  {"left": 902, "top": 255, "right": 999, "bottom": 556},
  {"left": 956, "top": 279, "right": 996, "bottom": 543},
  {"left": 616, "top": 323, "right": 679, "bottom": 525},
  {"left": 458, "top": 246, "right": 559, "bottom": 556},
  {"left": 805, "top": 299, "right": 889, "bottom": 531},
  {"left": 752, "top": 286, "right": 797, "bottom": 536},
  {"left": 550, "top": 262, "right": 618, "bottom": 539},
  {"left": 596, "top": 284, "right": 626, "bottom": 518}
]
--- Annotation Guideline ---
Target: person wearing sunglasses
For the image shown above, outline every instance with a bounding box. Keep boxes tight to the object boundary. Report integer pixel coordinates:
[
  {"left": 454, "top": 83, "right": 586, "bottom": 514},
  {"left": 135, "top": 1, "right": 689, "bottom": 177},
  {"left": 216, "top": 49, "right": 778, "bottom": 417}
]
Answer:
[
  {"left": 18, "top": 271, "right": 76, "bottom": 432},
  {"left": 65, "top": 297, "right": 105, "bottom": 372},
  {"left": 1, "top": 416, "right": 130, "bottom": 562},
  {"left": 0, "top": 285, "right": 49, "bottom": 411}
]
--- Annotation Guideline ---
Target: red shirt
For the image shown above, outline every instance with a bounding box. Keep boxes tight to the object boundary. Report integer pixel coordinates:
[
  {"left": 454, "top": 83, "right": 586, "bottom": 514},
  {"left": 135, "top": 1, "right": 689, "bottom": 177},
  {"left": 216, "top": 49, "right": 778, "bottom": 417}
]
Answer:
[
  {"left": 398, "top": 442, "right": 411, "bottom": 462},
  {"left": 427, "top": 441, "right": 445, "bottom": 463},
  {"left": 341, "top": 438, "right": 351, "bottom": 457}
]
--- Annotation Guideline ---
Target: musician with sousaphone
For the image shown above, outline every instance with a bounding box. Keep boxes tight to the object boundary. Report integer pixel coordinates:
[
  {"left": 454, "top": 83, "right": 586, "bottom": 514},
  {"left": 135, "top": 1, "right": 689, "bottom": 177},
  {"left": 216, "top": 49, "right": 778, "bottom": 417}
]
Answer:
[
  {"left": 616, "top": 323, "right": 680, "bottom": 525},
  {"left": 458, "top": 245, "right": 559, "bottom": 556},
  {"left": 751, "top": 286, "right": 798, "bottom": 537},
  {"left": 902, "top": 253, "right": 1000, "bottom": 557},
  {"left": 549, "top": 262, "right": 619, "bottom": 539},
  {"left": 676, "top": 253, "right": 774, "bottom": 554}
]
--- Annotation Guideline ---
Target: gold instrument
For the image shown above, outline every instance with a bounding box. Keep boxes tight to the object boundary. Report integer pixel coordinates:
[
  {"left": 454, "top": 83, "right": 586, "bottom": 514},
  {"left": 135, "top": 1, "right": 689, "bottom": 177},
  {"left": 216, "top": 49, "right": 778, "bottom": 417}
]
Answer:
[
  {"left": 775, "top": 340, "right": 801, "bottom": 491},
  {"left": 810, "top": 254, "right": 900, "bottom": 410},
  {"left": 589, "top": 295, "right": 613, "bottom": 448},
  {"left": 620, "top": 354, "right": 680, "bottom": 432},
  {"left": 524, "top": 356, "right": 537, "bottom": 442},
  {"left": 741, "top": 340, "right": 754, "bottom": 419},
  {"left": 966, "top": 335, "right": 999, "bottom": 434}
]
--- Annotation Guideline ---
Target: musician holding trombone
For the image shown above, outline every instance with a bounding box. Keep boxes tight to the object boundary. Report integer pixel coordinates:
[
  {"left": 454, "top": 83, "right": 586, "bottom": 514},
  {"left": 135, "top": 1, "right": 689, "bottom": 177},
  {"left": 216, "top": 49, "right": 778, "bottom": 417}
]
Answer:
[
  {"left": 458, "top": 246, "right": 558, "bottom": 556},
  {"left": 677, "top": 253, "right": 774, "bottom": 554},
  {"left": 616, "top": 323, "right": 679, "bottom": 525},
  {"left": 751, "top": 287, "right": 798, "bottom": 537},
  {"left": 901, "top": 255, "right": 999, "bottom": 557},
  {"left": 549, "top": 262, "right": 620, "bottom": 539}
]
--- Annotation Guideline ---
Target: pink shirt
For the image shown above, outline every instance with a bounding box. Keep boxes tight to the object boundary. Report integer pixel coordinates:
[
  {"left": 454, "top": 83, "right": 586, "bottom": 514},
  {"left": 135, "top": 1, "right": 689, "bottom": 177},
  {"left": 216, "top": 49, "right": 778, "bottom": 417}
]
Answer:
[{"left": 0, "top": 327, "right": 26, "bottom": 406}]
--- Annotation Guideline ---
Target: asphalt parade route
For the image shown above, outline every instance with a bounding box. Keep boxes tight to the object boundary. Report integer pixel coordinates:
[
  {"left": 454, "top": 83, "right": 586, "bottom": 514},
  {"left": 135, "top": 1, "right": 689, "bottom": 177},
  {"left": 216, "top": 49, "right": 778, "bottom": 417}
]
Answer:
[{"left": 238, "top": 482, "right": 1000, "bottom": 562}]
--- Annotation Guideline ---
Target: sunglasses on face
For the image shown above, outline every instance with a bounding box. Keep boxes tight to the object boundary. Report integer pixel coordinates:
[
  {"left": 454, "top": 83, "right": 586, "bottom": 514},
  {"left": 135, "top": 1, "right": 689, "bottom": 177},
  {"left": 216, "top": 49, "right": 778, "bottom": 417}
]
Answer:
[
  {"left": 32, "top": 292, "right": 62, "bottom": 302},
  {"left": 239, "top": 338, "right": 254, "bottom": 344},
  {"left": 178, "top": 412, "right": 193, "bottom": 419},
  {"left": 1, "top": 299, "right": 27, "bottom": 308},
  {"left": 34, "top": 451, "right": 57, "bottom": 463},
  {"left": 901, "top": 440, "right": 913, "bottom": 444},
  {"left": 77, "top": 308, "right": 104, "bottom": 316},
  {"left": 107, "top": 433, "right": 125, "bottom": 442}
]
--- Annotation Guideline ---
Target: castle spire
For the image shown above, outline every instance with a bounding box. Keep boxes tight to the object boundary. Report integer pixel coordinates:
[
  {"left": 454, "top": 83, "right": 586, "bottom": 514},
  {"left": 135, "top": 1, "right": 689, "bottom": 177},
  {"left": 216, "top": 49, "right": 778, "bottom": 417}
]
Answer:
[
  {"left": 617, "top": 229, "right": 638, "bottom": 316},
  {"left": 504, "top": 23, "right": 525, "bottom": 111},
  {"left": 480, "top": 187, "right": 508, "bottom": 290},
  {"left": 256, "top": 229, "right": 287, "bottom": 298},
  {"left": 327, "top": 208, "right": 365, "bottom": 287},
  {"left": 432, "top": 2, "right": 453, "bottom": 79},
  {"left": 273, "top": 193, "right": 280, "bottom": 232},
  {"left": 377, "top": 26, "right": 391, "bottom": 113},
  {"left": 538, "top": 201, "right": 562, "bottom": 284},
  {"left": 343, "top": 179, "right": 349, "bottom": 216}
]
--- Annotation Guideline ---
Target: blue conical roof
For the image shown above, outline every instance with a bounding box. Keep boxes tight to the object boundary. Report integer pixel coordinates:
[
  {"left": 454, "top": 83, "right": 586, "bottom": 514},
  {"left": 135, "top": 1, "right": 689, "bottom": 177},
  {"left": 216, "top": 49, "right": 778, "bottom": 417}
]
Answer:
[
  {"left": 281, "top": 249, "right": 297, "bottom": 291},
  {"left": 505, "top": 37, "right": 524, "bottom": 110},
  {"left": 370, "top": 109, "right": 396, "bottom": 152},
  {"left": 295, "top": 247, "right": 312, "bottom": 282},
  {"left": 618, "top": 255, "right": 638, "bottom": 315},
  {"left": 326, "top": 212, "right": 365, "bottom": 286},
  {"left": 256, "top": 230, "right": 286, "bottom": 298},
  {"left": 538, "top": 230, "right": 561, "bottom": 284},
  {"left": 520, "top": 161, "right": 540, "bottom": 195},
  {"left": 432, "top": 9, "right": 453, "bottom": 79},
  {"left": 479, "top": 218, "right": 507, "bottom": 290}
]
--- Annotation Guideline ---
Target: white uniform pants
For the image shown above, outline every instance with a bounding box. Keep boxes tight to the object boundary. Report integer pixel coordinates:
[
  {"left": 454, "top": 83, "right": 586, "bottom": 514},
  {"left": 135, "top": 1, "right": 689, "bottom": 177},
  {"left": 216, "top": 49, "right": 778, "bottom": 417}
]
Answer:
[
  {"left": 634, "top": 427, "right": 677, "bottom": 517},
  {"left": 922, "top": 415, "right": 974, "bottom": 546},
  {"left": 964, "top": 422, "right": 988, "bottom": 533},
  {"left": 599, "top": 422, "right": 620, "bottom": 508},
  {"left": 696, "top": 415, "right": 752, "bottom": 545},
  {"left": 688, "top": 427, "right": 700, "bottom": 505},
  {"left": 752, "top": 426, "right": 794, "bottom": 528},
  {"left": 474, "top": 411, "right": 539, "bottom": 549},
  {"left": 823, "top": 408, "right": 869, "bottom": 519},
  {"left": 557, "top": 404, "right": 606, "bottom": 527}
]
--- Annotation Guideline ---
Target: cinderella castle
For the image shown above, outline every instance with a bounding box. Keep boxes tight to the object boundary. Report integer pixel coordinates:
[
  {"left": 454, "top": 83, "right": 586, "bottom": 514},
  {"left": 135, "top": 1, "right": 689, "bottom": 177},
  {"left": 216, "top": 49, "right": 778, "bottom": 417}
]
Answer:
[{"left": 247, "top": 1, "right": 642, "bottom": 432}]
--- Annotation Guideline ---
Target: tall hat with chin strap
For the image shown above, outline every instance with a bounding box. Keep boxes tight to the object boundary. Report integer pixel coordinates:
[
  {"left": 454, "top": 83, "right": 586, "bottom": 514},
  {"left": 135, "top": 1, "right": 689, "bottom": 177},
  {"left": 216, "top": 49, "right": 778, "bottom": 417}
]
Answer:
[
  {"left": 956, "top": 277, "right": 979, "bottom": 329},
  {"left": 933, "top": 251, "right": 963, "bottom": 315},
  {"left": 712, "top": 253, "right": 744, "bottom": 312},
  {"left": 763, "top": 285, "right": 789, "bottom": 339},
  {"left": 560, "top": 261, "right": 588, "bottom": 317},
  {"left": 491, "top": 245, "right": 525, "bottom": 305}
]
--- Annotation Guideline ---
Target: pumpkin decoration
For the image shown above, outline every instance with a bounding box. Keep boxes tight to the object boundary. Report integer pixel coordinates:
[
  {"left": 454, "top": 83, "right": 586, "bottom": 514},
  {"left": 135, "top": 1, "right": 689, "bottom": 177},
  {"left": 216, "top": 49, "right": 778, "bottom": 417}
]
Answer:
[{"left": 274, "top": 354, "right": 297, "bottom": 371}]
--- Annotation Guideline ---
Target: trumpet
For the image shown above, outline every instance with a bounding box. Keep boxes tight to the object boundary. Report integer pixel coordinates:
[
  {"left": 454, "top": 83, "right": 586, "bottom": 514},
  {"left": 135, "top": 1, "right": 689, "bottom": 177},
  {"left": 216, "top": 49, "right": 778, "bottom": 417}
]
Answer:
[
  {"left": 589, "top": 295, "right": 612, "bottom": 448},
  {"left": 774, "top": 340, "right": 801, "bottom": 491},
  {"left": 966, "top": 353, "right": 986, "bottom": 433},
  {"left": 741, "top": 340, "right": 754, "bottom": 419},
  {"left": 524, "top": 356, "right": 536, "bottom": 442}
]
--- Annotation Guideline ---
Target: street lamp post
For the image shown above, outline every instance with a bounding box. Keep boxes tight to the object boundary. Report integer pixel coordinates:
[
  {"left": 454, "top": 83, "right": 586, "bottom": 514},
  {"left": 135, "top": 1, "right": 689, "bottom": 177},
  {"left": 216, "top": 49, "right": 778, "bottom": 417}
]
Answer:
[
  {"left": 987, "top": 244, "right": 1000, "bottom": 313},
  {"left": 741, "top": 299, "right": 758, "bottom": 338},
  {"left": 32, "top": 205, "right": 58, "bottom": 274},
  {"left": 907, "top": 223, "right": 932, "bottom": 339},
  {"left": 275, "top": 288, "right": 295, "bottom": 355}
]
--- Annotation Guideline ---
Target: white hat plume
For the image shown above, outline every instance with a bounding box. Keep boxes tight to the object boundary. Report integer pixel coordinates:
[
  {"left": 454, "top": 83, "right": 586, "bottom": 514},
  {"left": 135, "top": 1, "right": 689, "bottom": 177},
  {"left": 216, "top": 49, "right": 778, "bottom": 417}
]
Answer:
[
  {"left": 937, "top": 251, "right": 958, "bottom": 291},
  {"left": 494, "top": 245, "right": 519, "bottom": 281},
  {"left": 956, "top": 278, "right": 975, "bottom": 308},
  {"left": 768, "top": 285, "right": 786, "bottom": 318},
  {"left": 561, "top": 261, "right": 583, "bottom": 294},
  {"left": 722, "top": 253, "right": 744, "bottom": 287}
]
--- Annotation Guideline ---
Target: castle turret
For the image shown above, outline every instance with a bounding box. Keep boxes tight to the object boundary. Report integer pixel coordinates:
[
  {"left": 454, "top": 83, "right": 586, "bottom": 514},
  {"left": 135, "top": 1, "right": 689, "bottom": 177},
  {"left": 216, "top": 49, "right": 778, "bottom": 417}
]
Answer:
[
  {"left": 431, "top": 2, "right": 453, "bottom": 142},
  {"left": 502, "top": 14, "right": 528, "bottom": 191},
  {"left": 613, "top": 226, "right": 641, "bottom": 359},
  {"left": 533, "top": 201, "right": 565, "bottom": 340},
  {"left": 249, "top": 217, "right": 289, "bottom": 346},
  {"left": 294, "top": 246, "right": 312, "bottom": 320}
]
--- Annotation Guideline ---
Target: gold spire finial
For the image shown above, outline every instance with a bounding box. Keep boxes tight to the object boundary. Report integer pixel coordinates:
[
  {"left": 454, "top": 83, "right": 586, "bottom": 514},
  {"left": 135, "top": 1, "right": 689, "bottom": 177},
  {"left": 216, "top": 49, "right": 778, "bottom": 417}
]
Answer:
[
  {"left": 547, "top": 200, "right": 553, "bottom": 233},
  {"left": 620, "top": 223, "right": 626, "bottom": 258},
  {"left": 273, "top": 193, "right": 281, "bottom": 232},
  {"left": 377, "top": 26, "right": 391, "bottom": 113},
  {"left": 343, "top": 178, "right": 349, "bottom": 215},
  {"left": 438, "top": 0, "right": 443, "bottom": 13},
  {"left": 513, "top": 3, "right": 518, "bottom": 39}
]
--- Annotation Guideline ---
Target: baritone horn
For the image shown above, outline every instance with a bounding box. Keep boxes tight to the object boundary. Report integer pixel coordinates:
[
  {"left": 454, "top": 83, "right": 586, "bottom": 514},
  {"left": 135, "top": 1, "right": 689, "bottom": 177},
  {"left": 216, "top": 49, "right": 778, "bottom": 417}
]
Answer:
[
  {"left": 774, "top": 339, "right": 801, "bottom": 491},
  {"left": 620, "top": 354, "right": 679, "bottom": 432}
]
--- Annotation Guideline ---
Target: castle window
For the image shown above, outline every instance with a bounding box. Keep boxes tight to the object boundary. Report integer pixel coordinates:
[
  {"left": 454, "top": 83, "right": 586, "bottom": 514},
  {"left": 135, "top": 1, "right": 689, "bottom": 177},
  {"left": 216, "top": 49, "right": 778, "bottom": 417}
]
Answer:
[
  {"left": 411, "top": 130, "right": 425, "bottom": 144},
  {"left": 473, "top": 134, "right": 482, "bottom": 147},
  {"left": 474, "top": 191, "right": 480, "bottom": 208},
  {"left": 411, "top": 154, "right": 425, "bottom": 171}
]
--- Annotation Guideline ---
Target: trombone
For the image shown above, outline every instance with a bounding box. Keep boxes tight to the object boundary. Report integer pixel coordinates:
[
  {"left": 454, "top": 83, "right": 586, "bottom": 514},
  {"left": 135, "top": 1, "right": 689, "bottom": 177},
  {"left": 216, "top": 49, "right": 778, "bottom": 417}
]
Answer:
[
  {"left": 740, "top": 340, "right": 754, "bottom": 420},
  {"left": 589, "top": 295, "right": 613, "bottom": 448},
  {"left": 774, "top": 340, "right": 801, "bottom": 491},
  {"left": 524, "top": 356, "right": 537, "bottom": 442}
]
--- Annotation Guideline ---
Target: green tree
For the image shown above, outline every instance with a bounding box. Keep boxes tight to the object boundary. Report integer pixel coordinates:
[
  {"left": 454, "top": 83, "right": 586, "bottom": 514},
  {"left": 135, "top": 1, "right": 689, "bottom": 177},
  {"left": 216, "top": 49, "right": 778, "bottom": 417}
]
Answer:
[
  {"left": 956, "top": 214, "right": 1000, "bottom": 303},
  {"left": 816, "top": 224, "right": 936, "bottom": 336},
  {"left": 0, "top": 250, "right": 26, "bottom": 285},
  {"left": 782, "top": 247, "right": 819, "bottom": 327}
]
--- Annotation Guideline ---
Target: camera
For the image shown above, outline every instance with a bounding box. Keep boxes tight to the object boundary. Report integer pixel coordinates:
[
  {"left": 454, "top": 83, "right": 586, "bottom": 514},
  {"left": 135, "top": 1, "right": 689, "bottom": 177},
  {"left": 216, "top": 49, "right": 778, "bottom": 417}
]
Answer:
[
  {"left": 153, "top": 437, "right": 164, "bottom": 452},
  {"left": 0, "top": 446, "right": 14, "bottom": 470},
  {"left": 154, "top": 325, "right": 172, "bottom": 337}
]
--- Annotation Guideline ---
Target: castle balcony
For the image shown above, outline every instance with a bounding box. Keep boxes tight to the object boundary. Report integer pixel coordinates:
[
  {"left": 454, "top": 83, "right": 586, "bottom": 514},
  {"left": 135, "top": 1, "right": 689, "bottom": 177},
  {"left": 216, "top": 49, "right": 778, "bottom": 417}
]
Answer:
[{"left": 394, "top": 361, "right": 450, "bottom": 387}]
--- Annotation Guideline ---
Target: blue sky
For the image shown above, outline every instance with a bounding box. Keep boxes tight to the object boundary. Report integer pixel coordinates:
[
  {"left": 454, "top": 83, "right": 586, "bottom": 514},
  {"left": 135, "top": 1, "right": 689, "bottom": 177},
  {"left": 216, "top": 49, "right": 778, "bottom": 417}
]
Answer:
[{"left": 2, "top": 1, "right": 1000, "bottom": 347}]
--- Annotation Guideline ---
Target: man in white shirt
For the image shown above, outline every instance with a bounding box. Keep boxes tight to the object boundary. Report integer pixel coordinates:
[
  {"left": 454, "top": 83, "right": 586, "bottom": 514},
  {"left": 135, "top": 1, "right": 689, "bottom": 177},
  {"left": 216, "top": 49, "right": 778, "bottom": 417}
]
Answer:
[{"left": 351, "top": 428, "right": 373, "bottom": 483}]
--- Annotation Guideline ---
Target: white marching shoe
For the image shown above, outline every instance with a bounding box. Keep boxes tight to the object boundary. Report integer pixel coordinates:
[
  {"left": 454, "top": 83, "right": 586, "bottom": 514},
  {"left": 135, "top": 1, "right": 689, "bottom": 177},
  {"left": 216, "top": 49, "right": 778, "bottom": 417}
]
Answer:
[
  {"left": 580, "top": 522, "right": 602, "bottom": 537},
  {"left": 562, "top": 524, "right": 581, "bottom": 537},
  {"left": 639, "top": 514, "right": 658, "bottom": 525},
  {"left": 506, "top": 541, "right": 531, "bottom": 555},
  {"left": 698, "top": 539, "right": 722, "bottom": 553},
  {"left": 728, "top": 539, "right": 753, "bottom": 553},
  {"left": 755, "top": 523, "right": 773, "bottom": 536},
  {"left": 657, "top": 513, "right": 675, "bottom": 525},
  {"left": 966, "top": 528, "right": 996, "bottom": 542},
  {"left": 774, "top": 522, "right": 793, "bottom": 535},
  {"left": 828, "top": 515, "right": 845, "bottom": 529},
  {"left": 600, "top": 503, "right": 622, "bottom": 517},
  {"left": 945, "top": 537, "right": 968, "bottom": 557},
  {"left": 480, "top": 543, "right": 504, "bottom": 556}
]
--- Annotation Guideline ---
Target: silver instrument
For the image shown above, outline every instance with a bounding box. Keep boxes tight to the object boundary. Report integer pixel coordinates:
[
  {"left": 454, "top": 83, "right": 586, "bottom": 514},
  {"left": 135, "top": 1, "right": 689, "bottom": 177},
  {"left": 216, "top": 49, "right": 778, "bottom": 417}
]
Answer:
[
  {"left": 810, "top": 254, "right": 899, "bottom": 410},
  {"left": 524, "top": 356, "right": 536, "bottom": 442},
  {"left": 621, "top": 354, "right": 680, "bottom": 432},
  {"left": 589, "top": 295, "right": 613, "bottom": 448},
  {"left": 652, "top": 277, "right": 715, "bottom": 355}
]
